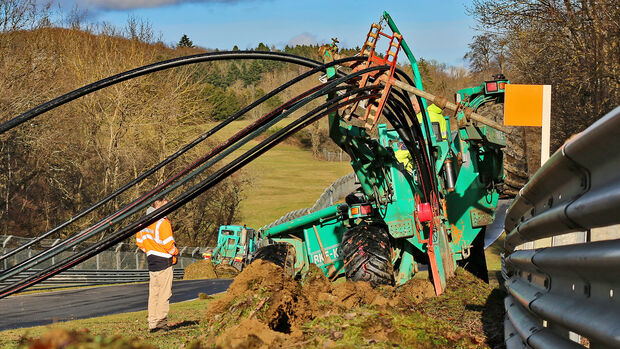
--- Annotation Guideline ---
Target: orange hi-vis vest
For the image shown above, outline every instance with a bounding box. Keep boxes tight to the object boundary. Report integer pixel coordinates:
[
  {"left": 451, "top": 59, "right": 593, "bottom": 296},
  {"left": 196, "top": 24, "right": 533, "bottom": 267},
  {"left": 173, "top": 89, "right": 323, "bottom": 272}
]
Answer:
[{"left": 136, "top": 217, "right": 179, "bottom": 259}]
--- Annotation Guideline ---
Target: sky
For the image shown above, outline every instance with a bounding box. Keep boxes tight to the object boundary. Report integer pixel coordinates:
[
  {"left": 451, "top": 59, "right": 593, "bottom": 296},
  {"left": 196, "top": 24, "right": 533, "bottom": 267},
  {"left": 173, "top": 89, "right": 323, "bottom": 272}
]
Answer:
[{"left": 56, "top": 0, "right": 478, "bottom": 66}]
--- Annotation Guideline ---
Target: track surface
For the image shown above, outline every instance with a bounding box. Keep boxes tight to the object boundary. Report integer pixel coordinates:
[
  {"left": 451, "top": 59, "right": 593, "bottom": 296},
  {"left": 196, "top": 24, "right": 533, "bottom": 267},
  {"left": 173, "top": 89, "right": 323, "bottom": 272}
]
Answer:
[{"left": 0, "top": 278, "right": 232, "bottom": 331}]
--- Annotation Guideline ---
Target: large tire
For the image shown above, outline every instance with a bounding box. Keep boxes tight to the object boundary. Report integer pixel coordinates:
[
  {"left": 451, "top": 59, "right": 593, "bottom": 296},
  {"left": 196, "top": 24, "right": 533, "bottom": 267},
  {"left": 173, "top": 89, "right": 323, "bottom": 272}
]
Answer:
[
  {"left": 252, "top": 243, "right": 296, "bottom": 277},
  {"left": 477, "top": 102, "right": 529, "bottom": 196},
  {"left": 341, "top": 224, "right": 394, "bottom": 287}
]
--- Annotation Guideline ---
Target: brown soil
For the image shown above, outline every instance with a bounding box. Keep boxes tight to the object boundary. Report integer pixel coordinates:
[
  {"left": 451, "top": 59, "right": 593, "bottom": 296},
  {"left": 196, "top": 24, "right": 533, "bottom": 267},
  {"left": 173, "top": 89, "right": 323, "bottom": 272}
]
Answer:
[
  {"left": 194, "top": 262, "right": 502, "bottom": 348},
  {"left": 183, "top": 259, "right": 217, "bottom": 280}
]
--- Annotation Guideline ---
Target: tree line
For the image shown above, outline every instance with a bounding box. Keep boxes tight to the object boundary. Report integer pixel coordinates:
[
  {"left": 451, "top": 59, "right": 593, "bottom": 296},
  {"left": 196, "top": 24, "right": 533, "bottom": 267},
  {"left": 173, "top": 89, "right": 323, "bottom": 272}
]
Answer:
[{"left": 464, "top": 0, "right": 619, "bottom": 151}]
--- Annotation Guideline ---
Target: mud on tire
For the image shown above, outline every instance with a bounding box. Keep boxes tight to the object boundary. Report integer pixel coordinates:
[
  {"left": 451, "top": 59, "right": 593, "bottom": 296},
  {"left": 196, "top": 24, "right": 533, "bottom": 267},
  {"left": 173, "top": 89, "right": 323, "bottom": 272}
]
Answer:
[
  {"left": 476, "top": 102, "right": 529, "bottom": 196},
  {"left": 252, "top": 243, "right": 296, "bottom": 277},
  {"left": 341, "top": 224, "right": 394, "bottom": 287}
]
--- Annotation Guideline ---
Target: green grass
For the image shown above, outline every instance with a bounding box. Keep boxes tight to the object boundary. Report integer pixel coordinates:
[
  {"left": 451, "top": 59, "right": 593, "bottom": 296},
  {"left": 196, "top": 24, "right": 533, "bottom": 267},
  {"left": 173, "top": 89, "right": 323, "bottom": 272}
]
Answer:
[
  {"left": 0, "top": 298, "right": 213, "bottom": 348},
  {"left": 203, "top": 119, "right": 351, "bottom": 228},
  {"left": 485, "top": 231, "right": 506, "bottom": 272}
]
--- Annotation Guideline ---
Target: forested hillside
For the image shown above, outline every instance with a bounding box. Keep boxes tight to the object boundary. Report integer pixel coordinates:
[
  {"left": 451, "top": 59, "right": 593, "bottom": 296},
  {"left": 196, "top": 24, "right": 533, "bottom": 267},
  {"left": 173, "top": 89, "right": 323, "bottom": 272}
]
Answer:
[{"left": 0, "top": 8, "right": 478, "bottom": 246}]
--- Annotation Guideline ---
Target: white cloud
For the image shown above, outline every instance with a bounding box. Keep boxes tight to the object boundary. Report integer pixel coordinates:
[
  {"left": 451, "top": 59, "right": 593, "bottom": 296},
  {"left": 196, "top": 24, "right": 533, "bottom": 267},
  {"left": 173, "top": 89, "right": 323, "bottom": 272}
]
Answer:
[
  {"left": 79, "top": 0, "right": 249, "bottom": 10},
  {"left": 286, "top": 32, "right": 317, "bottom": 47}
]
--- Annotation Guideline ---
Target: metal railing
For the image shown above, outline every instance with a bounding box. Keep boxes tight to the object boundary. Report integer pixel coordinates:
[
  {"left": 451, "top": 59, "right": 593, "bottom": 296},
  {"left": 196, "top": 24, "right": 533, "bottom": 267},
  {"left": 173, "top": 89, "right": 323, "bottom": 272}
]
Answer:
[
  {"left": 0, "top": 269, "right": 185, "bottom": 291},
  {"left": 1, "top": 235, "right": 209, "bottom": 289},
  {"left": 502, "top": 106, "right": 620, "bottom": 349}
]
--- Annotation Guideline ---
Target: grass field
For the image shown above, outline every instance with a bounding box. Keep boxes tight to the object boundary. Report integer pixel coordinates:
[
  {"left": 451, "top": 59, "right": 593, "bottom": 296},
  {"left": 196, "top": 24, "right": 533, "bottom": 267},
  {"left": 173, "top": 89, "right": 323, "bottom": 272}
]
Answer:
[
  {"left": 0, "top": 298, "right": 212, "bottom": 348},
  {"left": 202, "top": 119, "right": 352, "bottom": 228}
]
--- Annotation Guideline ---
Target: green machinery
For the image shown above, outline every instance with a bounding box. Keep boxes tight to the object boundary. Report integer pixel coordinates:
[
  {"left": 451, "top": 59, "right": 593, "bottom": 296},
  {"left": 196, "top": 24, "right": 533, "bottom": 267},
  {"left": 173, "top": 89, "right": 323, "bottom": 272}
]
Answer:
[
  {"left": 455, "top": 74, "right": 509, "bottom": 111},
  {"left": 250, "top": 12, "right": 507, "bottom": 295},
  {"left": 455, "top": 75, "right": 530, "bottom": 196},
  {"left": 205, "top": 225, "right": 256, "bottom": 273}
]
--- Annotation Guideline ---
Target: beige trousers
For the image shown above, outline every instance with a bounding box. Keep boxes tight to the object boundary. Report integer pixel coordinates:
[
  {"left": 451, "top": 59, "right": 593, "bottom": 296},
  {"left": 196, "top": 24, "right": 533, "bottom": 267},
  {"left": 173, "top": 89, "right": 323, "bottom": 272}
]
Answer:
[{"left": 148, "top": 266, "right": 173, "bottom": 329}]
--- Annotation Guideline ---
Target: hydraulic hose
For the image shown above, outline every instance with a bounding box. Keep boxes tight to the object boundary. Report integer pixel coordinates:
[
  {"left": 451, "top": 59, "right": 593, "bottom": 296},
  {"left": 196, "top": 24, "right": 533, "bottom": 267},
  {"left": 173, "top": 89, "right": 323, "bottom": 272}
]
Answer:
[
  {"left": 0, "top": 65, "right": 386, "bottom": 285},
  {"left": 0, "top": 81, "right": 383, "bottom": 298},
  {"left": 393, "top": 69, "right": 439, "bottom": 197},
  {"left": 0, "top": 56, "right": 364, "bottom": 264}
]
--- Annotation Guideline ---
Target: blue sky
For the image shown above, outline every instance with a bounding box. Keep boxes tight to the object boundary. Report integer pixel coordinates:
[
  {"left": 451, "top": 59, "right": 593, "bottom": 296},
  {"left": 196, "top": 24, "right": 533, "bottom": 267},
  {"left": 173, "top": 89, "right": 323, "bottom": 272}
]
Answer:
[{"left": 62, "top": 0, "right": 477, "bottom": 66}]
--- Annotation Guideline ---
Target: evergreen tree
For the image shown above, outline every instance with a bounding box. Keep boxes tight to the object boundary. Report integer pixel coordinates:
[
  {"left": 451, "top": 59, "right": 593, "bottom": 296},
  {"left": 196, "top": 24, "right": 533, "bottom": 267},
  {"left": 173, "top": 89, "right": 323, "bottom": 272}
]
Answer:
[
  {"left": 242, "top": 60, "right": 262, "bottom": 86},
  {"left": 178, "top": 34, "right": 194, "bottom": 48},
  {"left": 232, "top": 45, "right": 239, "bottom": 51},
  {"left": 227, "top": 64, "right": 242, "bottom": 83}
]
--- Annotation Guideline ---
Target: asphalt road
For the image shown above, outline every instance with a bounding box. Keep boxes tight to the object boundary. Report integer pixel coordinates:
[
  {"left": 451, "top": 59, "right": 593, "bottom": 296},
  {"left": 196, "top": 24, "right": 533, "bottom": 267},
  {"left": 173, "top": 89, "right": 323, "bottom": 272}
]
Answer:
[{"left": 0, "top": 278, "right": 233, "bottom": 331}]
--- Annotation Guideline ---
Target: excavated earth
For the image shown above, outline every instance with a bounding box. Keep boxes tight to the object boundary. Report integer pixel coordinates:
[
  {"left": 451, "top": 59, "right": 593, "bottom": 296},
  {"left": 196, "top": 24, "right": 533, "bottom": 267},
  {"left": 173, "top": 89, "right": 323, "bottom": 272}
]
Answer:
[
  {"left": 183, "top": 259, "right": 217, "bottom": 280},
  {"left": 18, "top": 261, "right": 506, "bottom": 348},
  {"left": 190, "top": 261, "right": 506, "bottom": 348}
]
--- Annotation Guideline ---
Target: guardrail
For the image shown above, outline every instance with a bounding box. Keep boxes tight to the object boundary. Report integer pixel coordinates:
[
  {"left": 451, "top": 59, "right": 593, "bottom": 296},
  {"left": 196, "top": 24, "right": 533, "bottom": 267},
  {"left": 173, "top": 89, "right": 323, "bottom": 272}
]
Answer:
[
  {"left": 1, "top": 235, "right": 209, "bottom": 271},
  {"left": 0, "top": 269, "right": 185, "bottom": 291},
  {"left": 502, "top": 106, "right": 620, "bottom": 348}
]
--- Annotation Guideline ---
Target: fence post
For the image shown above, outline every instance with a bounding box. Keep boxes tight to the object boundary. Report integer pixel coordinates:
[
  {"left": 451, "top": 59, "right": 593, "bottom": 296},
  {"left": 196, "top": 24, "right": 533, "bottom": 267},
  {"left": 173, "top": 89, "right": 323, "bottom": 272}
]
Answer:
[
  {"left": 72, "top": 245, "right": 78, "bottom": 270},
  {"left": 135, "top": 247, "right": 141, "bottom": 270},
  {"left": 2, "top": 236, "right": 11, "bottom": 270},
  {"left": 179, "top": 246, "right": 188, "bottom": 268},
  {"left": 50, "top": 238, "right": 60, "bottom": 265},
  {"left": 191, "top": 247, "right": 200, "bottom": 258},
  {"left": 96, "top": 253, "right": 100, "bottom": 270},
  {"left": 115, "top": 243, "right": 123, "bottom": 270}
]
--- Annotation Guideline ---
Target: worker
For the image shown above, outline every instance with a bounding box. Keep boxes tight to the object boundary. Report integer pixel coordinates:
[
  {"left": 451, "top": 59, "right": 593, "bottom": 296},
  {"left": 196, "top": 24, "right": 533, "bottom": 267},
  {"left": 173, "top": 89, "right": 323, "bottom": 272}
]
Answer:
[
  {"left": 411, "top": 98, "right": 448, "bottom": 142},
  {"left": 136, "top": 198, "right": 179, "bottom": 333}
]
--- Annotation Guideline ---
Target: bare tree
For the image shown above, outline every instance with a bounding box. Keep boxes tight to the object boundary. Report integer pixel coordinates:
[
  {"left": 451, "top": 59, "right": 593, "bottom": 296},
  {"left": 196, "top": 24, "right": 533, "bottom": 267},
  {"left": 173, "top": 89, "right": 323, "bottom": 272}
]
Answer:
[{"left": 467, "top": 0, "right": 620, "bottom": 150}]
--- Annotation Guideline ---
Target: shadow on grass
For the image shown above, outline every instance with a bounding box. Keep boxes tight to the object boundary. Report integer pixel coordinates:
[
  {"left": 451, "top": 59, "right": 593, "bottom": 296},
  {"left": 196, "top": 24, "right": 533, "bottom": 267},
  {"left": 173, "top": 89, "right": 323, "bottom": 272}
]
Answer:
[
  {"left": 169, "top": 320, "right": 199, "bottom": 330},
  {"left": 481, "top": 287, "right": 507, "bottom": 349}
]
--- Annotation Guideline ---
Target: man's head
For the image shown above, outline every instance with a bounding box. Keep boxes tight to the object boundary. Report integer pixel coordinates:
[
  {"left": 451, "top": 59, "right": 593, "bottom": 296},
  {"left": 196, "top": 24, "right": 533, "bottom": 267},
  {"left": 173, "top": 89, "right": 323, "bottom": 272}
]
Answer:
[
  {"left": 153, "top": 198, "right": 168, "bottom": 209},
  {"left": 146, "top": 198, "right": 169, "bottom": 215}
]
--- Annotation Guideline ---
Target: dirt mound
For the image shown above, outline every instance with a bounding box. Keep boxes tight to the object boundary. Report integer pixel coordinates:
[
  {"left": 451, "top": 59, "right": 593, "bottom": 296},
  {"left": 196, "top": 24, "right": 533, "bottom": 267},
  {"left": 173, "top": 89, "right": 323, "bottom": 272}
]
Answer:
[
  {"left": 197, "top": 262, "right": 494, "bottom": 348},
  {"left": 394, "top": 277, "right": 437, "bottom": 306},
  {"left": 183, "top": 259, "right": 217, "bottom": 280}
]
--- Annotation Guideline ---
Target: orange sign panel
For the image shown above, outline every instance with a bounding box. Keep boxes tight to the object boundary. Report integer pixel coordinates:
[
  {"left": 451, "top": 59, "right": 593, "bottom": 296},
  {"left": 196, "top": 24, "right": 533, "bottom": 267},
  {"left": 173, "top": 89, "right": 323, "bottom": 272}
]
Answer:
[{"left": 504, "top": 84, "right": 544, "bottom": 126}]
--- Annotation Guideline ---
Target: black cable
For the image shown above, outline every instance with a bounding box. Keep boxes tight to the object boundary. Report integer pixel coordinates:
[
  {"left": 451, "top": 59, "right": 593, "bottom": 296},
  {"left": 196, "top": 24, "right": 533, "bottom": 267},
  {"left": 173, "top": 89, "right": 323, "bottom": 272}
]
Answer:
[
  {"left": 0, "top": 65, "right": 387, "bottom": 290},
  {"left": 0, "top": 51, "right": 361, "bottom": 134},
  {"left": 0, "top": 56, "right": 364, "bottom": 264},
  {"left": 0, "top": 80, "right": 383, "bottom": 298},
  {"left": 392, "top": 69, "right": 439, "bottom": 197}
]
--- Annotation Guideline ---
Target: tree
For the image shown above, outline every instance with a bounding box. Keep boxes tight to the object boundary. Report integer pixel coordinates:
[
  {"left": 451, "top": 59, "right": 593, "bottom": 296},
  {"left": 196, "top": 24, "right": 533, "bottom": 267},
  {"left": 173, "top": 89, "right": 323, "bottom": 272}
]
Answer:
[
  {"left": 178, "top": 34, "right": 193, "bottom": 48},
  {"left": 464, "top": 34, "right": 506, "bottom": 75},
  {"left": 232, "top": 45, "right": 239, "bottom": 51},
  {"left": 467, "top": 0, "right": 620, "bottom": 150}
]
